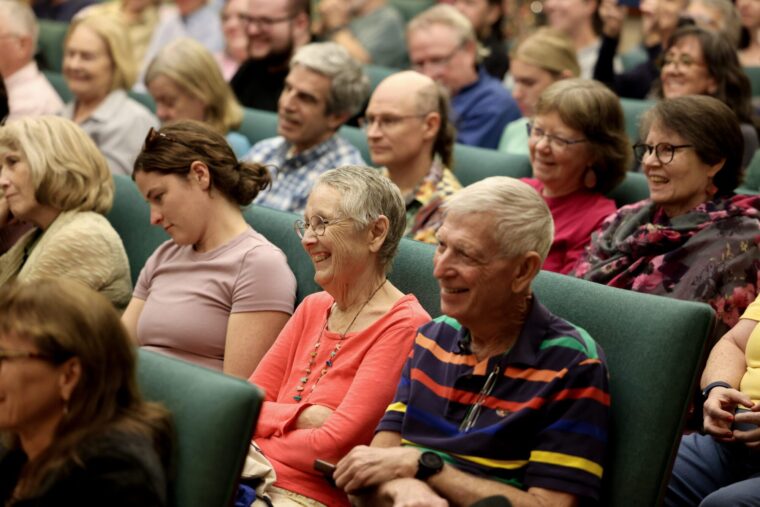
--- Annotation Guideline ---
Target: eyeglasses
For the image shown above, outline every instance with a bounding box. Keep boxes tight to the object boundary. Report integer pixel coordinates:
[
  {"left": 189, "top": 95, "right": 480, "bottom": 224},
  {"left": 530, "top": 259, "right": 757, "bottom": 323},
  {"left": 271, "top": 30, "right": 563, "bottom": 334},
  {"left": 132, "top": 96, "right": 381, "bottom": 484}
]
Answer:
[
  {"left": 294, "top": 215, "right": 350, "bottom": 238},
  {"left": 358, "top": 114, "right": 428, "bottom": 133},
  {"left": 0, "top": 349, "right": 50, "bottom": 366},
  {"left": 633, "top": 142, "right": 694, "bottom": 164},
  {"left": 239, "top": 13, "right": 294, "bottom": 29},
  {"left": 527, "top": 123, "right": 587, "bottom": 149},
  {"left": 662, "top": 54, "right": 705, "bottom": 70},
  {"left": 411, "top": 43, "right": 464, "bottom": 72},
  {"left": 459, "top": 364, "right": 500, "bottom": 433}
]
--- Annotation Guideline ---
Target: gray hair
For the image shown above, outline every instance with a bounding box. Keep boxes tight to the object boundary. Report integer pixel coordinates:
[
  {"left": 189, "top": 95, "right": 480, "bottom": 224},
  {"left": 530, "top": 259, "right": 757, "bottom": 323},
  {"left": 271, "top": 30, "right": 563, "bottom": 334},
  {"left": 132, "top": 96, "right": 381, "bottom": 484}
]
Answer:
[
  {"left": 290, "top": 42, "right": 370, "bottom": 117},
  {"left": 316, "top": 165, "right": 406, "bottom": 272},
  {"left": 408, "top": 4, "right": 477, "bottom": 49},
  {"left": 443, "top": 177, "right": 554, "bottom": 262},
  {"left": 0, "top": 0, "right": 38, "bottom": 53}
]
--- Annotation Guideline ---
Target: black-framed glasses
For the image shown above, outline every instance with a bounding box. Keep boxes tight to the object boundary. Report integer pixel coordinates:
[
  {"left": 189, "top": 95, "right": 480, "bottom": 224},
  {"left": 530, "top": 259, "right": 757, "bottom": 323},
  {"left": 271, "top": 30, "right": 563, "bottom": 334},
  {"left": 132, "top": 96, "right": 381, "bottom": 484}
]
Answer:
[
  {"left": 633, "top": 142, "right": 694, "bottom": 165},
  {"left": 411, "top": 43, "right": 464, "bottom": 72},
  {"left": 358, "top": 114, "right": 428, "bottom": 132},
  {"left": 527, "top": 123, "right": 587, "bottom": 149},
  {"left": 238, "top": 13, "right": 295, "bottom": 29},
  {"left": 0, "top": 349, "right": 50, "bottom": 366},
  {"left": 294, "top": 215, "right": 350, "bottom": 239},
  {"left": 459, "top": 364, "right": 501, "bottom": 433}
]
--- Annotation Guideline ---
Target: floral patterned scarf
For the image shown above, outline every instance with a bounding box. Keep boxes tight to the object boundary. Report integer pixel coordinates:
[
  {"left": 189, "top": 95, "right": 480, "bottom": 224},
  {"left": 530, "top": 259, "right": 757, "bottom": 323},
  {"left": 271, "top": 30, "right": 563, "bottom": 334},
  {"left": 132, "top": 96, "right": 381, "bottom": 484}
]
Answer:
[{"left": 573, "top": 194, "right": 760, "bottom": 338}]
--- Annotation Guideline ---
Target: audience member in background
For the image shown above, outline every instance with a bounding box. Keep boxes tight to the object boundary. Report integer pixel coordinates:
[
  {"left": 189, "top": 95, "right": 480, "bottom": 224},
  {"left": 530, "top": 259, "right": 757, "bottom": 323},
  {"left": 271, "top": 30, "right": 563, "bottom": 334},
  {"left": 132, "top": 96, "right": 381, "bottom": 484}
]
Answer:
[
  {"left": 0, "top": 278, "right": 172, "bottom": 505},
  {"left": 33, "top": 0, "right": 97, "bottom": 21},
  {"left": 0, "top": 116, "right": 131, "bottom": 308},
  {"left": 245, "top": 42, "right": 368, "bottom": 214},
  {"left": 314, "top": 0, "right": 407, "bottom": 68},
  {"left": 123, "top": 121, "right": 296, "bottom": 378},
  {"left": 0, "top": 1, "right": 63, "bottom": 120},
  {"left": 654, "top": 25, "right": 759, "bottom": 167},
  {"left": 145, "top": 38, "right": 250, "bottom": 158},
  {"left": 230, "top": 0, "right": 311, "bottom": 112},
  {"left": 594, "top": 0, "right": 689, "bottom": 99},
  {"left": 407, "top": 5, "right": 519, "bottom": 149},
  {"left": 453, "top": 0, "right": 509, "bottom": 79},
  {"left": 364, "top": 71, "right": 460, "bottom": 244},
  {"left": 135, "top": 0, "right": 223, "bottom": 91},
  {"left": 543, "top": 0, "right": 601, "bottom": 78},
  {"left": 78, "top": 0, "right": 159, "bottom": 68},
  {"left": 687, "top": 0, "right": 742, "bottom": 47},
  {"left": 61, "top": 15, "right": 158, "bottom": 175},
  {"left": 0, "top": 77, "right": 7, "bottom": 123},
  {"left": 526, "top": 79, "right": 627, "bottom": 274},
  {"left": 667, "top": 294, "right": 760, "bottom": 505},
  {"left": 498, "top": 28, "right": 579, "bottom": 155},
  {"left": 246, "top": 166, "right": 430, "bottom": 507},
  {"left": 738, "top": 0, "right": 760, "bottom": 65},
  {"left": 334, "top": 177, "right": 610, "bottom": 506},
  {"left": 215, "top": 0, "right": 249, "bottom": 80},
  {"left": 574, "top": 96, "right": 760, "bottom": 340}
]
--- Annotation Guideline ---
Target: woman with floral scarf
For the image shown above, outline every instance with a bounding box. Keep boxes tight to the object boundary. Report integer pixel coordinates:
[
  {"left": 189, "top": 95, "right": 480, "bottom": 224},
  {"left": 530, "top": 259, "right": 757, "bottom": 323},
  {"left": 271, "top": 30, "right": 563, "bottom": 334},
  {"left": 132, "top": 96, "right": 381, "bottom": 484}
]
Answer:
[{"left": 574, "top": 95, "right": 760, "bottom": 341}]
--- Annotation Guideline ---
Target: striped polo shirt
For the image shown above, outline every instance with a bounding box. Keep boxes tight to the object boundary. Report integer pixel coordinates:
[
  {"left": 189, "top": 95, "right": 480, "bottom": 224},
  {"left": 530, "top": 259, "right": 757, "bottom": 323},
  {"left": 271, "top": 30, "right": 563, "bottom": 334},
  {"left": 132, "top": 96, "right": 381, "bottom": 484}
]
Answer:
[{"left": 376, "top": 297, "right": 610, "bottom": 501}]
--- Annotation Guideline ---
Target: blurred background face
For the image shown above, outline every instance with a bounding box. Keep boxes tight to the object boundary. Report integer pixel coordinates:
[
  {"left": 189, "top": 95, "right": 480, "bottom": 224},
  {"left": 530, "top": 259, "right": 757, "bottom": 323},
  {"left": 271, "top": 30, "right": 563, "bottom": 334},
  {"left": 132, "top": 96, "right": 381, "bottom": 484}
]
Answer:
[
  {"left": 640, "top": 0, "right": 688, "bottom": 37},
  {"left": 246, "top": 0, "right": 296, "bottom": 60},
  {"left": 148, "top": 74, "right": 207, "bottom": 124},
  {"left": 222, "top": 0, "right": 250, "bottom": 59},
  {"left": 738, "top": 0, "right": 760, "bottom": 30},
  {"left": 661, "top": 36, "right": 717, "bottom": 98},
  {"left": 63, "top": 25, "right": 113, "bottom": 103},
  {"left": 408, "top": 24, "right": 475, "bottom": 94},
  {"left": 453, "top": 0, "right": 499, "bottom": 36},
  {"left": 543, "top": 0, "right": 595, "bottom": 36},
  {"left": 0, "top": 19, "right": 30, "bottom": 79},
  {"left": 510, "top": 59, "right": 558, "bottom": 116},
  {"left": 0, "top": 149, "right": 41, "bottom": 223},
  {"left": 686, "top": 1, "right": 725, "bottom": 32}
]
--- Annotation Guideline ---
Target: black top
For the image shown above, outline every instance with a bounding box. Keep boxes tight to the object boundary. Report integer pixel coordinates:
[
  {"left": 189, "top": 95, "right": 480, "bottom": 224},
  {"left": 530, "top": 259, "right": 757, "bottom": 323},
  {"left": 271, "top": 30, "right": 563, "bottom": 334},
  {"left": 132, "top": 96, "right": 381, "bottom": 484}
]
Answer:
[
  {"left": 481, "top": 32, "right": 510, "bottom": 80},
  {"left": 230, "top": 57, "right": 290, "bottom": 113},
  {"left": 0, "top": 431, "right": 169, "bottom": 507},
  {"left": 593, "top": 35, "right": 661, "bottom": 99}
]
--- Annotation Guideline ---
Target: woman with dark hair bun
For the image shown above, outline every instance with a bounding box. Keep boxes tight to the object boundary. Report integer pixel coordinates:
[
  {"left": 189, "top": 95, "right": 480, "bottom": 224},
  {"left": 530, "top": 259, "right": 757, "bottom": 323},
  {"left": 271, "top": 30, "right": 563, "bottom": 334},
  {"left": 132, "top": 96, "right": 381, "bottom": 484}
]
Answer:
[{"left": 122, "top": 120, "right": 296, "bottom": 378}]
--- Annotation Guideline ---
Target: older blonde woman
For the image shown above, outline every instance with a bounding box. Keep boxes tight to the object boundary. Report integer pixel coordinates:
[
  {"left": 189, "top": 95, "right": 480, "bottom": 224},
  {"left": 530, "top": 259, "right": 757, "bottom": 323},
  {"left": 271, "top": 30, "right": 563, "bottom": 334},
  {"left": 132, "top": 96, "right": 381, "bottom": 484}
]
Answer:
[
  {"left": 498, "top": 28, "right": 580, "bottom": 155},
  {"left": 144, "top": 38, "right": 250, "bottom": 157},
  {"left": 247, "top": 166, "right": 430, "bottom": 506},
  {"left": 61, "top": 15, "right": 158, "bottom": 175},
  {"left": 0, "top": 116, "right": 131, "bottom": 308}
]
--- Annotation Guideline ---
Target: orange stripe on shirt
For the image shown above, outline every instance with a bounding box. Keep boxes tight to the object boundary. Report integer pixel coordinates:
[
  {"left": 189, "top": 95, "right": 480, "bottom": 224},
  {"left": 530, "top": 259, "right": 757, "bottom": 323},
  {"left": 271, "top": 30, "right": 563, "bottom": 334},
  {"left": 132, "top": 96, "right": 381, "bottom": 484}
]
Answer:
[
  {"left": 551, "top": 386, "right": 611, "bottom": 406},
  {"left": 503, "top": 366, "right": 569, "bottom": 382},
  {"left": 415, "top": 334, "right": 478, "bottom": 366}
]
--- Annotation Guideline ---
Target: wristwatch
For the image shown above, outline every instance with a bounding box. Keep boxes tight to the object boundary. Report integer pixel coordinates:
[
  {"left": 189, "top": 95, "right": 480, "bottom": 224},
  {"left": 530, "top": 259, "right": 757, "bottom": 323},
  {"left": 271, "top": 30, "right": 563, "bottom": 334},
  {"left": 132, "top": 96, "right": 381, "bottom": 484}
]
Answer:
[
  {"left": 415, "top": 451, "right": 444, "bottom": 481},
  {"left": 701, "top": 381, "right": 732, "bottom": 401}
]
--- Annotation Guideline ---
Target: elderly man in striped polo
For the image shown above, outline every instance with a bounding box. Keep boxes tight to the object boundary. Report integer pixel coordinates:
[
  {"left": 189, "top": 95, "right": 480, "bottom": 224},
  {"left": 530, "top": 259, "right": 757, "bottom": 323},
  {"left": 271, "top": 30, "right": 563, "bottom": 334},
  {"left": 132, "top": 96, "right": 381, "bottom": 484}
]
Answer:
[{"left": 334, "top": 177, "right": 611, "bottom": 506}]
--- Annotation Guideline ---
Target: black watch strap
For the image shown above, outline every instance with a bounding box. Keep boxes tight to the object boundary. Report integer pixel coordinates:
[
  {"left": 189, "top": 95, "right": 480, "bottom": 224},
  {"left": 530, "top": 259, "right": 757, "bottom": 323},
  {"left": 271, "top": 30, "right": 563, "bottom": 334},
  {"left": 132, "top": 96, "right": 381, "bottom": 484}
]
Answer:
[
  {"left": 415, "top": 451, "right": 444, "bottom": 481},
  {"left": 702, "top": 381, "right": 732, "bottom": 400}
]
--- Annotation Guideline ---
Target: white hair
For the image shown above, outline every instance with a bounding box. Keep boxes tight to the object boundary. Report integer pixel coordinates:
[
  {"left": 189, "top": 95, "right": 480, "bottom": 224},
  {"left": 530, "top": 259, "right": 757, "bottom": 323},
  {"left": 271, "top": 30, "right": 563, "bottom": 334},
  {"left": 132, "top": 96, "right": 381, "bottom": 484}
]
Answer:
[{"left": 0, "top": 0, "right": 38, "bottom": 53}]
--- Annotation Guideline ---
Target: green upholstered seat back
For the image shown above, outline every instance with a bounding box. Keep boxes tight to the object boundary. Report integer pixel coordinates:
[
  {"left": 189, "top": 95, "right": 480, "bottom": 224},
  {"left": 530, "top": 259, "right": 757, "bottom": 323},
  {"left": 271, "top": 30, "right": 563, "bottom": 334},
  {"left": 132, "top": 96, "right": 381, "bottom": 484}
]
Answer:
[
  {"left": 620, "top": 98, "right": 656, "bottom": 144},
  {"left": 42, "top": 70, "right": 72, "bottom": 102},
  {"left": 136, "top": 349, "right": 262, "bottom": 507},
  {"left": 338, "top": 124, "right": 372, "bottom": 163},
  {"left": 364, "top": 64, "right": 397, "bottom": 93},
  {"left": 608, "top": 171, "right": 650, "bottom": 207},
  {"left": 452, "top": 146, "right": 532, "bottom": 187},
  {"left": 37, "top": 20, "right": 68, "bottom": 72},
  {"left": 737, "top": 149, "right": 760, "bottom": 194},
  {"left": 744, "top": 66, "right": 760, "bottom": 97},
  {"left": 107, "top": 175, "right": 168, "bottom": 285},
  {"left": 238, "top": 108, "right": 279, "bottom": 145}
]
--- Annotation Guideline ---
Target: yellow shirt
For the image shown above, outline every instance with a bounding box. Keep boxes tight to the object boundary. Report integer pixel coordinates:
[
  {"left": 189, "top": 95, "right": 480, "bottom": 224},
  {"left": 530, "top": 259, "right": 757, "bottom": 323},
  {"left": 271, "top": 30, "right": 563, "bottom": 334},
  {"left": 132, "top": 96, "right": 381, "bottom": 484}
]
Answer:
[{"left": 739, "top": 295, "right": 760, "bottom": 402}]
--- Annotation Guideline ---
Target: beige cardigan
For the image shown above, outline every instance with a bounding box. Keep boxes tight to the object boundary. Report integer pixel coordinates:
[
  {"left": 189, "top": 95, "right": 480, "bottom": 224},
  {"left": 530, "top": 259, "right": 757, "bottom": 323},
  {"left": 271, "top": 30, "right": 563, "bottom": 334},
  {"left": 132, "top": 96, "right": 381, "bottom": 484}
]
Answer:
[{"left": 0, "top": 210, "right": 132, "bottom": 309}]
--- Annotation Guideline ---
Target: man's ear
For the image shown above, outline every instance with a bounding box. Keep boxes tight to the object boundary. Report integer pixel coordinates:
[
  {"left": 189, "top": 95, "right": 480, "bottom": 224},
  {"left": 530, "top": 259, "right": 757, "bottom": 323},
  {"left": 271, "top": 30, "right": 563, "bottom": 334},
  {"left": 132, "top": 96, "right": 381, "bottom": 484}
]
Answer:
[
  {"left": 511, "top": 251, "right": 542, "bottom": 294},
  {"left": 422, "top": 112, "right": 441, "bottom": 142},
  {"left": 189, "top": 160, "right": 211, "bottom": 190}
]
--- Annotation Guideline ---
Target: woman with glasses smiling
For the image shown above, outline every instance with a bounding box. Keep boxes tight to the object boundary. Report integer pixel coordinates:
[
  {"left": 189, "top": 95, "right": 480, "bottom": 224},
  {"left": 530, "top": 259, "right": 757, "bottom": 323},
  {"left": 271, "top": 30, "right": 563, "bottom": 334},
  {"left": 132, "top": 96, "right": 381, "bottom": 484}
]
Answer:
[
  {"left": 575, "top": 95, "right": 760, "bottom": 340},
  {"left": 525, "top": 78, "right": 629, "bottom": 274},
  {"left": 244, "top": 166, "right": 429, "bottom": 506}
]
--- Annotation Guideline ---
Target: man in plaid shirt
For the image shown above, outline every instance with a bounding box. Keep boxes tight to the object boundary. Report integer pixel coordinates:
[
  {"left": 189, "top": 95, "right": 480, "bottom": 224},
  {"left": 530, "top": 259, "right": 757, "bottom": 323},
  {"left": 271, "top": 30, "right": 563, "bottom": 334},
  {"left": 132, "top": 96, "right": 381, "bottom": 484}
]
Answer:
[{"left": 245, "top": 42, "right": 369, "bottom": 214}]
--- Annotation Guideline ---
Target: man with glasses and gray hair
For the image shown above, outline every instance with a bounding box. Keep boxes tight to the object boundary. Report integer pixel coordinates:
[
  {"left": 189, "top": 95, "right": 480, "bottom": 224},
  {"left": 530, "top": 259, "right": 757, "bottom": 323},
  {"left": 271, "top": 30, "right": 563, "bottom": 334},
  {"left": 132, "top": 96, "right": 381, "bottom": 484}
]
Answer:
[
  {"left": 334, "top": 176, "right": 611, "bottom": 507},
  {"left": 244, "top": 42, "right": 368, "bottom": 213},
  {"left": 406, "top": 4, "right": 519, "bottom": 149},
  {"left": 364, "top": 70, "right": 461, "bottom": 244}
]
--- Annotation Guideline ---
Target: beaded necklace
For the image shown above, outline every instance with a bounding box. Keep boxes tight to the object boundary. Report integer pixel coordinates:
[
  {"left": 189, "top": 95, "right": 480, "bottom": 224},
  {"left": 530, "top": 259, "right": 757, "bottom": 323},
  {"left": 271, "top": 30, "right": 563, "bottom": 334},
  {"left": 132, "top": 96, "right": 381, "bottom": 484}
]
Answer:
[{"left": 294, "top": 279, "right": 387, "bottom": 402}]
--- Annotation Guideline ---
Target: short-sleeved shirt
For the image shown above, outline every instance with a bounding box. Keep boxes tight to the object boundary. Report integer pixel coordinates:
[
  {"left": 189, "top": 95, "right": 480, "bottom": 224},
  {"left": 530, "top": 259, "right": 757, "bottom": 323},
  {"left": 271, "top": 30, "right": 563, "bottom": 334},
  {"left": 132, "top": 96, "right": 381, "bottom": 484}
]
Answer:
[
  {"left": 245, "top": 135, "right": 365, "bottom": 214},
  {"left": 739, "top": 297, "right": 760, "bottom": 402},
  {"left": 377, "top": 298, "right": 610, "bottom": 501},
  {"left": 134, "top": 227, "right": 296, "bottom": 371}
]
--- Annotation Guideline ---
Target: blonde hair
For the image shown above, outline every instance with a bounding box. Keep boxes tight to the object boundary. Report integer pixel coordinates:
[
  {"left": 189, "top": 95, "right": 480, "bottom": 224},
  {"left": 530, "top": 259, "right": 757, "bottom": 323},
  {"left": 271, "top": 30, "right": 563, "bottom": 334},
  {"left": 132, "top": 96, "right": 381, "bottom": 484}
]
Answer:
[
  {"left": 512, "top": 28, "right": 580, "bottom": 77},
  {"left": 145, "top": 38, "right": 243, "bottom": 133},
  {"left": 65, "top": 15, "right": 136, "bottom": 91},
  {"left": 0, "top": 116, "right": 114, "bottom": 214}
]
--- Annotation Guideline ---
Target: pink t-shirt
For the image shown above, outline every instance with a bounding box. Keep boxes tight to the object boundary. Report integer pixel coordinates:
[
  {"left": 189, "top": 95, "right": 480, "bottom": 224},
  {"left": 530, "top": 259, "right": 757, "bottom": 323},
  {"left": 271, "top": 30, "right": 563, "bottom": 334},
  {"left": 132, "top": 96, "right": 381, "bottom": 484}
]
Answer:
[
  {"left": 250, "top": 291, "right": 431, "bottom": 507},
  {"left": 134, "top": 227, "right": 296, "bottom": 370},
  {"left": 523, "top": 178, "right": 617, "bottom": 275}
]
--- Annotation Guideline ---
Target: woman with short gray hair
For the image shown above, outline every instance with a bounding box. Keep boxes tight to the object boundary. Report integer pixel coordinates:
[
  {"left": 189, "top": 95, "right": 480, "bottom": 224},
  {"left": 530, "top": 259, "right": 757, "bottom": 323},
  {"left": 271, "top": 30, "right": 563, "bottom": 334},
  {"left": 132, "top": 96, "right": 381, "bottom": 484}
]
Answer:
[{"left": 246, "top": 165, "right": 430, "bottom": 507}]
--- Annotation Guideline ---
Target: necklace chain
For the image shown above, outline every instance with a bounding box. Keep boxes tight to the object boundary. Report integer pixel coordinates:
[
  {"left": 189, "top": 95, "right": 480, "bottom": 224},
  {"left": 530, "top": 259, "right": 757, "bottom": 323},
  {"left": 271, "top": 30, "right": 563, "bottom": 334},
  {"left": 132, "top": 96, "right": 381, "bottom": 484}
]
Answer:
[{"left": 294, "top": 279, "right": 387, "bottom": 402}]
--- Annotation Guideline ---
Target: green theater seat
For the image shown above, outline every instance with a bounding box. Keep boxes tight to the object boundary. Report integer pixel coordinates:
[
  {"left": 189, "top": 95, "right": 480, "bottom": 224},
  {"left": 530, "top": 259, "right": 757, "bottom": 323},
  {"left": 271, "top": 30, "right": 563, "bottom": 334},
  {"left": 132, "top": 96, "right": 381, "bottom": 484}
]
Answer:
[
  {"left": 37, "top": 19, "right": 69, "bottom": 72},
  {"left": 136, "top": 349, "right": 263, "bottom": 507},
  {"left": 452, "top": 146, "right": 532, "bottom": 187}
]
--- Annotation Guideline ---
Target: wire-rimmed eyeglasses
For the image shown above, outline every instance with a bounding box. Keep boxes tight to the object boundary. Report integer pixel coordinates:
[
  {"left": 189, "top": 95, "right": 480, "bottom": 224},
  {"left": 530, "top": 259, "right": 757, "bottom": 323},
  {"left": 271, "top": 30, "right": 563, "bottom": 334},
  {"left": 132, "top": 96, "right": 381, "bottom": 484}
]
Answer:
[
  {"left": 294, "top": 215, "right": 350, "bottom": 239},
  {"left": 527, "top": 123, "right": 588, "bottom": 149},
  {"left": 633, "top": 142, "right": 694, "bottom": 165}
]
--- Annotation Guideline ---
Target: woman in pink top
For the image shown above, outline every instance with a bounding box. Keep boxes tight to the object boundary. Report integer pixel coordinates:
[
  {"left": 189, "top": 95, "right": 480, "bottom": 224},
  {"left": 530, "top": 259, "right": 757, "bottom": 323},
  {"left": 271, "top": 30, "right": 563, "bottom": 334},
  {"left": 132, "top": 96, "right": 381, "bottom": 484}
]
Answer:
[
  {"left": 525, "top": 78, "right": 630, "bottom": 274},
  {"left": 121, "top": 120, "right": 296, "bottom": 378},
  {"left": 248, "top": 166, "right": 431, "bottom": 506}
]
